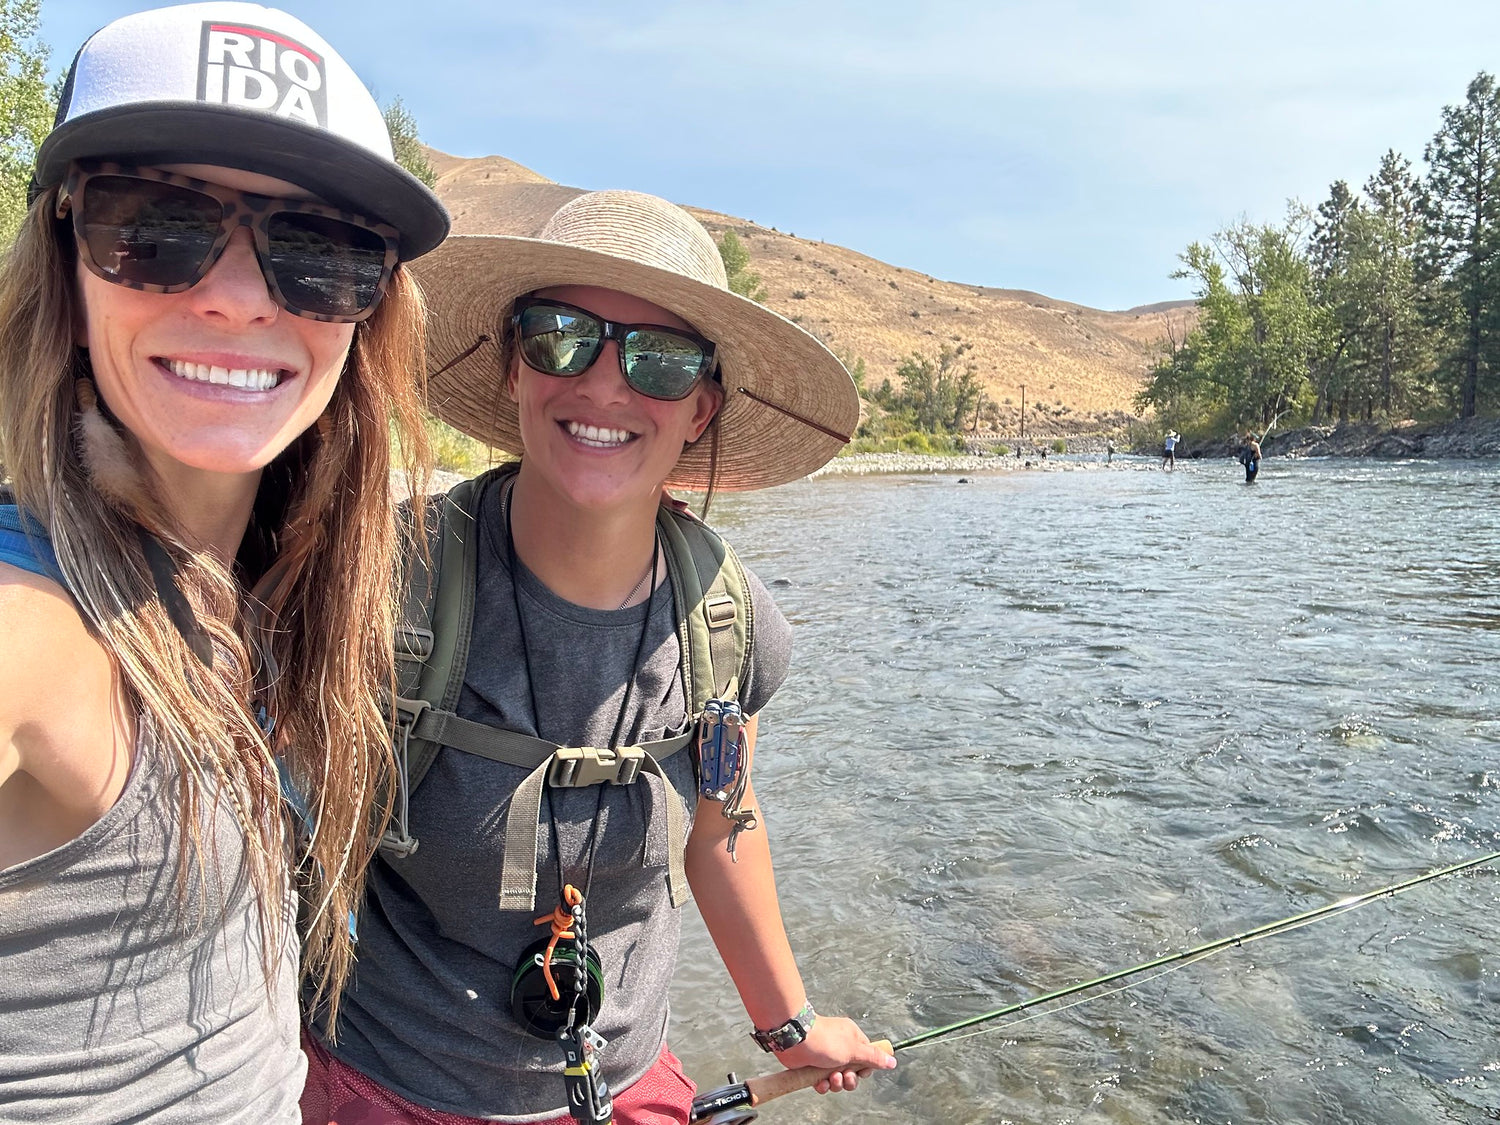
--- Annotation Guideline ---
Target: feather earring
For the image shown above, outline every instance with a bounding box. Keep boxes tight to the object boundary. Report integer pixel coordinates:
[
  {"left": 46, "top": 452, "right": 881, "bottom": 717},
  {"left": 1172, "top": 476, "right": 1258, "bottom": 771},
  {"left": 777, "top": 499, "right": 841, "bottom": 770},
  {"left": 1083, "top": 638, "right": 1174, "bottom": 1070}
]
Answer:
[
  {"left": 75, "top": 375, "right": 214, "bottom": 668},
  {"left": 74, "top": 376, "right": 157, "bottom": 524}
]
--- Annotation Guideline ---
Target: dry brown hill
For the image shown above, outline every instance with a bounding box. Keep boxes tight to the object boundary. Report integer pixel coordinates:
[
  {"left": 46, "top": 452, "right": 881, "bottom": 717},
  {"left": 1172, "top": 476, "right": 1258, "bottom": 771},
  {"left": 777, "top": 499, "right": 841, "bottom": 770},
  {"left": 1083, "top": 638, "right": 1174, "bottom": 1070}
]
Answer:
[{"left": 424, "top": 147, "right": 1193, "bottom": 433}]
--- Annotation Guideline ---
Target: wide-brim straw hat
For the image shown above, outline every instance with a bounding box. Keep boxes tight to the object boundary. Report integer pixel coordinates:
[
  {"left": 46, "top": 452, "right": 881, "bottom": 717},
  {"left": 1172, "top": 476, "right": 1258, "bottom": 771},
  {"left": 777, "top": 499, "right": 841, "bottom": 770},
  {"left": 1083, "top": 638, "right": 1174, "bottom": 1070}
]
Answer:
[{"left": 415, "top": 190, "right": 859, "bottom": 491}]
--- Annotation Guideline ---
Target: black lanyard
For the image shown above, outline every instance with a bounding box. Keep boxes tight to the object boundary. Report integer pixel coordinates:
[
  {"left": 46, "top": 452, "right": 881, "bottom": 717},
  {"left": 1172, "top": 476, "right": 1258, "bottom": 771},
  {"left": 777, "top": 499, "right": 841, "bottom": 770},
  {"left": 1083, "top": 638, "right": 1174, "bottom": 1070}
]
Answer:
[{"left": 503, "top": 480, "right": 659, "bottom": 897}]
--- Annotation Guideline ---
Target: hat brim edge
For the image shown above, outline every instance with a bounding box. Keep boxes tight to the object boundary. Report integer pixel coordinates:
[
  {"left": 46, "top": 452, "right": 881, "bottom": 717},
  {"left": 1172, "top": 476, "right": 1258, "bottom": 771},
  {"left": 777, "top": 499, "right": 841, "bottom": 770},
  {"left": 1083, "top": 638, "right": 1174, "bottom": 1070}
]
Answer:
[
  {"left": 414, "top": 235, "right": 859, "bottom": 492},
  {"left": 37, "top": 103, "right": 451, "bottom": 259}
]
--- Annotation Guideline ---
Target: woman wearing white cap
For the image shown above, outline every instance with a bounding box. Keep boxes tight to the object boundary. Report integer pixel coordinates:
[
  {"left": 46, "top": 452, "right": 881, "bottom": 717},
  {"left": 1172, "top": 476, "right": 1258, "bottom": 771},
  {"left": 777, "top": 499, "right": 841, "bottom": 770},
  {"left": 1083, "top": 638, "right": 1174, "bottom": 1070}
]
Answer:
[
  {"left": 299, "top": 191, "right": 893, "bottom": 1125},
  {"left": 0, "top": 4, "right": 447, "bottom": 1121}
]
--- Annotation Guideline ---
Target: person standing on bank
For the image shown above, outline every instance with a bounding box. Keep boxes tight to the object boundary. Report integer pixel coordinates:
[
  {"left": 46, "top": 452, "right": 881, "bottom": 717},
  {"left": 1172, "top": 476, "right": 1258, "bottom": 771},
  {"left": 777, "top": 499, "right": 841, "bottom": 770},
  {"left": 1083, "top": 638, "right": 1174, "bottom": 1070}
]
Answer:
[
  {"left": 0, "top": 5, "right": 447, "bottom": 1121},
  {"left": 300, "top": 191, "right": 895, "bottom": 1125}
]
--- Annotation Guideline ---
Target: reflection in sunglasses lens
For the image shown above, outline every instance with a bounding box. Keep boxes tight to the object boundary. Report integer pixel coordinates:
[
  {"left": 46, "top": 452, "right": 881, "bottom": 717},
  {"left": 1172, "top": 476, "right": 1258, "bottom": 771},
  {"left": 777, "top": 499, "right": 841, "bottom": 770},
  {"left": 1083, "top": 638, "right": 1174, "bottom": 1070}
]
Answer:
[
  {"left": 74, "top": 174, "right": 394, "bottom": 320},
  {"left": 82, "top": 176, "right": 221, "bottom": 287},
  {"left": 519, "top": 306, "right": 603, "bottom": 375},
  {"left": 624, "top": 329, "right": 705, "bottom": 399},
  {"left": 268, "top": 213, "right": 388, "bottom": 318}
]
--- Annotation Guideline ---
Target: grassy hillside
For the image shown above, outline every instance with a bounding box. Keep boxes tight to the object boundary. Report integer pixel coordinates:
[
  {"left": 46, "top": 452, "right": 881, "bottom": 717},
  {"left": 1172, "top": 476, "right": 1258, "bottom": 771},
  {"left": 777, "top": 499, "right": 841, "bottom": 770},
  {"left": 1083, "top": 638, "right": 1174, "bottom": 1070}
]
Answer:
[{"left": 424, "top": 147, "right": 1192, "bottom": 434}]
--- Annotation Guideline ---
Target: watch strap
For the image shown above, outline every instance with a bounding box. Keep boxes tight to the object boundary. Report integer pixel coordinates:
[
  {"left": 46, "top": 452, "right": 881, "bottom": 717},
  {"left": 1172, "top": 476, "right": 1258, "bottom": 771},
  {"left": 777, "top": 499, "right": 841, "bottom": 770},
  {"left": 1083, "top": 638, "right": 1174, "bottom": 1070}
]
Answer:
[{"left": 751, "top": 1000, "right": 816, "bottom": 1053}]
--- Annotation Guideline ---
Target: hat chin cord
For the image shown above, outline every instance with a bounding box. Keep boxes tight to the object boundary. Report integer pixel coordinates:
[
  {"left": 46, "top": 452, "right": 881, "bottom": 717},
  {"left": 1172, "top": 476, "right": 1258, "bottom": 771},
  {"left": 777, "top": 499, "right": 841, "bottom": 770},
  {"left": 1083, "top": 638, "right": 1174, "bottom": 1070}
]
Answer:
[
  {"left": 733, "top": 386, "right": 850, "bottom": 443},
  {"left": 430, "top": 334, "right": 493, "bottom": 379}
]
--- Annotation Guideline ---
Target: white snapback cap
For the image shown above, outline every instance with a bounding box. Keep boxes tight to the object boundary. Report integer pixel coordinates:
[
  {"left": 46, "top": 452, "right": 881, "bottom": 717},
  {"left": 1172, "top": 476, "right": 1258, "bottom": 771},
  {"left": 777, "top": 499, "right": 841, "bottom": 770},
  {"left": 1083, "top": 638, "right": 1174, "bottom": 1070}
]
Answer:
[{"left": 37, "top": 2, "right": 449, "bottom": 258}]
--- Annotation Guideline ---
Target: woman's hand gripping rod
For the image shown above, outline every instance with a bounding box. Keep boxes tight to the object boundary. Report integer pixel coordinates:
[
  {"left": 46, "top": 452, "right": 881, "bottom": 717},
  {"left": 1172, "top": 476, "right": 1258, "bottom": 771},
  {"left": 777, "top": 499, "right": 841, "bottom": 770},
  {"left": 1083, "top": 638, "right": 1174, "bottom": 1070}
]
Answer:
[{"left": 690, "top": 1040, "right": 895, "bottom": 1124}]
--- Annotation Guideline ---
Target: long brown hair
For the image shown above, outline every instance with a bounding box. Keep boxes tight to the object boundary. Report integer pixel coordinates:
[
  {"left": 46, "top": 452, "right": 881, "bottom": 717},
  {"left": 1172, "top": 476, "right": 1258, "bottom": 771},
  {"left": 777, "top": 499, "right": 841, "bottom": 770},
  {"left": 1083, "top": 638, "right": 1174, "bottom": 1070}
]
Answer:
[{"left": 0, "top": 186, "right": 430, "bottom": 1026}]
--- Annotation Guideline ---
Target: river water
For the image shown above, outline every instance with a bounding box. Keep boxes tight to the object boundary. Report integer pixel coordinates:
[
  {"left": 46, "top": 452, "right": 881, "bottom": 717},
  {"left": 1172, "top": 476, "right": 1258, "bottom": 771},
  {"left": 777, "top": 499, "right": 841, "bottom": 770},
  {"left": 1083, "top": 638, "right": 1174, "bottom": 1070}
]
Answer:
[{"left": 668, "top": 457, "right": 1500, "bottom": 1125}]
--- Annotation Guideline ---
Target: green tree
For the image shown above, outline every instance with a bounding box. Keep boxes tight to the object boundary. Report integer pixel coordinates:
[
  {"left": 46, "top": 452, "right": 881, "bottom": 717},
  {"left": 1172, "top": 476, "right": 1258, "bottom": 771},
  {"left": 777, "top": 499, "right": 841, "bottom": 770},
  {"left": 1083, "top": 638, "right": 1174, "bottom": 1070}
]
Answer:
[
  {"left": 837, "top": 351, "right": 868, "bottom": 394},
  {"left": 717, "top": 230, "right": 766, "bottom": 302},
  {"left": 849, "top": 355, "right": 866, "bottom": 391},
  {"left": 1421, "top": 72, "right": 1500, "bottom": 418},
  {"left": 893, "top": 344, "right": 980, "bottom": 432},
  {"left": 1308, "top": 180, "right": 1367, "bottom": 421},
  {"left": 1139, "top": 213, "right": 1318, "bottom": 432},
  {"left": 383, "top": 96, "right": 436, "bottom": 188},
  {"left": 0, "top": 0, "right": 54, "bottom": 244},
  {"left": 1215, "top": 213, "right": 1319, "bottom": 426},
  {"left": 1361, "top": 151, "right": 1432, "bottom": 416},
  {"left": 1136, "top": 314, "right": 1202, "bottom": 429}
]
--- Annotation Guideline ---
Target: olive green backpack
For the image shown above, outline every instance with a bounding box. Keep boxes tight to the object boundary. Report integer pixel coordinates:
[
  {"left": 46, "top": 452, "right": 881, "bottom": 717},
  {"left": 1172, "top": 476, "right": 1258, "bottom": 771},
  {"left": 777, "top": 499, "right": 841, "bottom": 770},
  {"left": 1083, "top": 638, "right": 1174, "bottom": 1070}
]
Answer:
[{"left": 379, "top": 464, "right": 753, "bottom": 912}]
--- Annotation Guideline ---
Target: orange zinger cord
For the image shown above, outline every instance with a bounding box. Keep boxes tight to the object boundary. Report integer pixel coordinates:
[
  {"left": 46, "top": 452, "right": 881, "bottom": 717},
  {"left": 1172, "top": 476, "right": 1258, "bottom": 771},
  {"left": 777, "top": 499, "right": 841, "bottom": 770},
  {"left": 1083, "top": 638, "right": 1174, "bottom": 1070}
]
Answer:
[{"left": 533, "top": 884, "right": 584, "bottom": 1002}]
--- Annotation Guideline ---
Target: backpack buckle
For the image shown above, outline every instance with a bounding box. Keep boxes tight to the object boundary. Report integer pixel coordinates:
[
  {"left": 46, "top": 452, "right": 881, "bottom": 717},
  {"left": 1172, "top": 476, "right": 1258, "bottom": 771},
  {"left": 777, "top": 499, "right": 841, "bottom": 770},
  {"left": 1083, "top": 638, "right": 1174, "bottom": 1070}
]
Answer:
[
  {"left": 393, "top": 696, "right": 431, "bottom": 730},
  {"left": 705, "top": 593, "right": 736, "bottom": 630},
  {"left": 549, "top": 746, "right": 645, "bottom": 788},
  {"left": 393, "top": 627, "right": 435, "bottom": 660},
  {"left": 396, "top": 625, "right": 435, "bottom": 661},
  {"left": 382, "top": 697, "right": 432, "bottom": 859}
]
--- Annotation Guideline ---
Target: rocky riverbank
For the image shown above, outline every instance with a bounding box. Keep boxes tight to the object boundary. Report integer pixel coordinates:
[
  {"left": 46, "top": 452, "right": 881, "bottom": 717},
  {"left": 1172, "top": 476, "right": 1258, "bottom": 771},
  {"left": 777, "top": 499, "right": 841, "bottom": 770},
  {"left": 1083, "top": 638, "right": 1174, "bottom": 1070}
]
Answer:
[
  {"left": 416, "top": 420, "right": 1500, "bottom": 495},
  {"left": 403, "top": 452, "right": 1115, "bottom": 496},
  {"left": 1259, "top": 417, "right": 1500, "bottom": 459},
  {"left": 812, "top": 451, "right": 1108, "bottom": 476}
]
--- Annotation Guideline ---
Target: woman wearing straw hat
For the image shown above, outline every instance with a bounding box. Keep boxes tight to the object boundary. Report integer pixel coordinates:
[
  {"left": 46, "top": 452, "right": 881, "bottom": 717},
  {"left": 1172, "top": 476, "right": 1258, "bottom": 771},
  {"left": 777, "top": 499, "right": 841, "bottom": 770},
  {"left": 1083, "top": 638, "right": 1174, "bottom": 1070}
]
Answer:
[
  {"left": 300, "top": 190, "right": 893, "bottom": 1124},
  {"left": 0, "top": 4, "right": 447, "bottom": 1120}
]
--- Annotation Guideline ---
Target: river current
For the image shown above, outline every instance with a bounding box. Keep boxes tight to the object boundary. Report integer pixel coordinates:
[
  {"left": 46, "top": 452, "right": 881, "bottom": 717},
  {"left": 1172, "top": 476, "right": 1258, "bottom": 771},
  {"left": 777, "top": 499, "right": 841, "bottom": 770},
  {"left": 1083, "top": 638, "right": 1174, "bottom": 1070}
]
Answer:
[{"left": 669, "top": 457, "right": 1499, "bottom": 1125}]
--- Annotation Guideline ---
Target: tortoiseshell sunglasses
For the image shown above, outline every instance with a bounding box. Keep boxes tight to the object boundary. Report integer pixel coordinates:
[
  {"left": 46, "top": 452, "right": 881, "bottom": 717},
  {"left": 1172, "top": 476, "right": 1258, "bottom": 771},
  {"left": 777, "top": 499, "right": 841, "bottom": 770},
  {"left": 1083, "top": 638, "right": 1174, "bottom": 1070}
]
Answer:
[{"left": 57, "top": 161, "right": 400, "bottom": 323}]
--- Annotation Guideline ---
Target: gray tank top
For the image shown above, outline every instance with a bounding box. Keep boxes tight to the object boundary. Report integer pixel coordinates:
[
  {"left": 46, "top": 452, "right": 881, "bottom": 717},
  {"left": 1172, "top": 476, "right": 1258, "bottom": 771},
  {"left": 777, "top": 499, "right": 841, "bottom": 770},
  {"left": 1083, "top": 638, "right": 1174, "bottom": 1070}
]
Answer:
[{"left": 0, "top": 724, "right": 304, "bottom": 1123}]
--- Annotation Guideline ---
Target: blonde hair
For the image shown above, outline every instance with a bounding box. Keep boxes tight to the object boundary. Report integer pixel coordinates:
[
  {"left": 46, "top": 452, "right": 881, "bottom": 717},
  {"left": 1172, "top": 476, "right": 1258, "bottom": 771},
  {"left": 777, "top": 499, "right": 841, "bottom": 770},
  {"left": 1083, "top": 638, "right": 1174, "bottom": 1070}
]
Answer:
[{"left": 0, "top": 187, "right": 430, "bottom": 1027}]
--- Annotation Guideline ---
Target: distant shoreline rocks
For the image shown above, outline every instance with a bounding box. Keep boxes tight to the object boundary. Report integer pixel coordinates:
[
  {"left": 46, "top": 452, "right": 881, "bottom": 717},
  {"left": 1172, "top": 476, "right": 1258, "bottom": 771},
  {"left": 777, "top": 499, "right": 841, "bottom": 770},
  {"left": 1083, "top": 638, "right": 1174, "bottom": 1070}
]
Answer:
[
  {"left": 812, "top": 451, "right": 1107, "bottom": 476},
  {"left": 1168, "top": 417, "right": 1500, "bottom": 460},
  {"left": 414, "top": 419, "right": 1500, "bottom": 498},
  {"left": 1260, "top": 417, "right": 1500, "bottom": 459}
]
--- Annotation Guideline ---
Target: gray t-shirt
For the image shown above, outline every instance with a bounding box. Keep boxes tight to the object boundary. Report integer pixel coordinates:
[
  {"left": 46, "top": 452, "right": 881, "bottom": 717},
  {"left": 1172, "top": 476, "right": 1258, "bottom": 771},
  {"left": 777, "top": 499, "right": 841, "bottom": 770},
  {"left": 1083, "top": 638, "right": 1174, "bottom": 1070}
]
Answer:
[
  {"left": 319, "top": 479, "right": 792, "bottom": 1120},
  {"left": 0, "top": 724, "right": 303, "bottom": 1123}
]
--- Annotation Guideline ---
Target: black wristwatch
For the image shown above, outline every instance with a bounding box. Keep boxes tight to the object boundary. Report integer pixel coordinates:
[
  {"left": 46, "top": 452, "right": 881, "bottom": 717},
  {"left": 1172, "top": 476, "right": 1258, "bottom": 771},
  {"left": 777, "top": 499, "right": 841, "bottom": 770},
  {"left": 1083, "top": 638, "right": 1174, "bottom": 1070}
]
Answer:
[{"left": 751, "top": 1001, "right": 816, "bottom": 1053}]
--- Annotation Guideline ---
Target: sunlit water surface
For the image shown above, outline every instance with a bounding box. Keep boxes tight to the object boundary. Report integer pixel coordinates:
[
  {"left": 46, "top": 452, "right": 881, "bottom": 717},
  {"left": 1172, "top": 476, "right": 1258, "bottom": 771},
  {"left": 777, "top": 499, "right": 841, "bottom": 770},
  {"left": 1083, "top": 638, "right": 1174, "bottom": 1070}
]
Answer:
[{"left": 669, "top": 458, "right": 1500, "bottom": 1125}]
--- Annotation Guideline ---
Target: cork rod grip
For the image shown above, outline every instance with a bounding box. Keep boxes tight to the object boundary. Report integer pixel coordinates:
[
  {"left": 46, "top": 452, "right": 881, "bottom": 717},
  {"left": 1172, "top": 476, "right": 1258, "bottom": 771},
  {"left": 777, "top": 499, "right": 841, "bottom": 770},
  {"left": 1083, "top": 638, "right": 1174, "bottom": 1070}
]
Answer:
[{"left": 744, "top": 1040, "right": 894, "bottom": 1106}]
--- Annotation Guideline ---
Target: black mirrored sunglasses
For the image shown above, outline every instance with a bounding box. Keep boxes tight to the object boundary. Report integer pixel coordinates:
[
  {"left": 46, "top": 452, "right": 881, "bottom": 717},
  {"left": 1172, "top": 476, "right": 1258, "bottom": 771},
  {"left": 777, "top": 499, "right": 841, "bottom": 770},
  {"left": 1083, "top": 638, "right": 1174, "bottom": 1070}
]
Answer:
[
  {"left": 511, "top": 296, "right": 718, "bottom": 401},
  {"left": 57, "top": 161, "right": 400, "bottom": 324}
]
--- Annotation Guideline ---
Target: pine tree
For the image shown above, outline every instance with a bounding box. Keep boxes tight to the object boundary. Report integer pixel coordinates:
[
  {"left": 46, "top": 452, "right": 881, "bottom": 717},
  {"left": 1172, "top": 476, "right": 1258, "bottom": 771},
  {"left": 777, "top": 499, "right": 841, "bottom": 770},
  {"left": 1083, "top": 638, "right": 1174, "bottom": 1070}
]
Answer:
[
  {"left": 1421, "top": 73, "right": 1500, "bottom": 418},
  {"left": 383, "top": 97, "right": 436, "bottom": 188},
  {"left": 1309, "top": 181, "right": 1364, "bottom": 421},
  {"left": 1362, "top": 151, "right": 1429, "bottom": 416}
]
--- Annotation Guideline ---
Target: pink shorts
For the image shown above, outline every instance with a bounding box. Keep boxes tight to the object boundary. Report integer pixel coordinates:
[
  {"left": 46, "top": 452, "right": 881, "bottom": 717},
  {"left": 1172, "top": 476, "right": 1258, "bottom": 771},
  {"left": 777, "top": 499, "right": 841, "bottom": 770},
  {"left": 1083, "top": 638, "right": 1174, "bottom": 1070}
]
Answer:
[{"left": 300, "top": 1027, "right": 697, "bottom": 1125}]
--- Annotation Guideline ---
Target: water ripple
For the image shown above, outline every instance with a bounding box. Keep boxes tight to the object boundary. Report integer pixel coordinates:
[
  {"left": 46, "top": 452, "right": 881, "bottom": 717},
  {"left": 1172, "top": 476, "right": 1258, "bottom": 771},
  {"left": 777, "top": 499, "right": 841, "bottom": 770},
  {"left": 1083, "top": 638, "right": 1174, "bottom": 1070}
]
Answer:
[{"left": 672, "top": 460, "right": 1500, "bottom": 1124}]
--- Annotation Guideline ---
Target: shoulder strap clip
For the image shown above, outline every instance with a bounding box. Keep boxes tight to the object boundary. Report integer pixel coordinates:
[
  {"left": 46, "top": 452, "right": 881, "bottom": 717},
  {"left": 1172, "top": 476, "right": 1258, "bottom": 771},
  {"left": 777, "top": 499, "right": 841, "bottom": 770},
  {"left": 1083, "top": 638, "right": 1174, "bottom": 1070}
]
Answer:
[
  {"left": 381, "top": 696, "right": 434, "bottom": 858},
  {"left": 394, "top": 695, "right": 431, "bottom": 729},
  {"left": 705, "top": 592, "right": 737, "bottom": 631},
  {"left": 396, "top": 625, "right": 435, "bottom": 662},
  {"left": 549, "top": 744, "right": 645, "bottom": 788}
]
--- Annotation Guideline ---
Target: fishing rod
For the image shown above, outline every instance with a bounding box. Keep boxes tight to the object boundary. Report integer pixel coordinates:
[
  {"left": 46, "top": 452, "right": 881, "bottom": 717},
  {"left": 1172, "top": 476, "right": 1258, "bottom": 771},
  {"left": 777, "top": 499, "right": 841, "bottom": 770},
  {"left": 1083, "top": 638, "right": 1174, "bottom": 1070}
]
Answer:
[
  {"left": 893, "top": 847, "right": 1497, "bottom": 1051},
  {"left": 690, "top": 848, "right": 1499, "bottom": 1122},
  {"left": 1259, "top": 400, "right": 1288, "bottom": 444}
]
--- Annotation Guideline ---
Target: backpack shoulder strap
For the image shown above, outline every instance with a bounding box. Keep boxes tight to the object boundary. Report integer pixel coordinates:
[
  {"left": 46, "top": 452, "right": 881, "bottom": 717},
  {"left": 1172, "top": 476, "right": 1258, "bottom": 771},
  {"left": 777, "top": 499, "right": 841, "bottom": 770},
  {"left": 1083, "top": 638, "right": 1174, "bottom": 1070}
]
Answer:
[
  {"left": 381, "top": 464, "right": 513, "bottom": 857},
  {"left": 655, "top": 505, "right": 754, "bottom": 717},
  {"left": 401, "top": 464, "right": 517, "bottom": 788},
  {"left": 0, "top": 505, "right": 61, "bottom": 583}
]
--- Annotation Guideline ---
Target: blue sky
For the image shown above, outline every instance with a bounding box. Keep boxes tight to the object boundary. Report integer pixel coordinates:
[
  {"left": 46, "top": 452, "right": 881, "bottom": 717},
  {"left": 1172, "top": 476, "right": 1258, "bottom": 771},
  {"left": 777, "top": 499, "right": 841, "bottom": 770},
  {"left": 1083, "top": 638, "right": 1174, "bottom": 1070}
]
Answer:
[{"left": 42, "top": 1, "right": 1500, "bottom": 310}]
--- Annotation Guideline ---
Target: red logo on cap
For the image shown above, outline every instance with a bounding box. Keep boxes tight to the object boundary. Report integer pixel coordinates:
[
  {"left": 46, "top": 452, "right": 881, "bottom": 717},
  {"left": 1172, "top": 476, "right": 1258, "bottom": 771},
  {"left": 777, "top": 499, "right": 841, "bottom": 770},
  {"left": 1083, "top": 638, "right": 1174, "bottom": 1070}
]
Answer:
[{"left": 197, "top": 21, "right": 328, "bottom": 128}]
